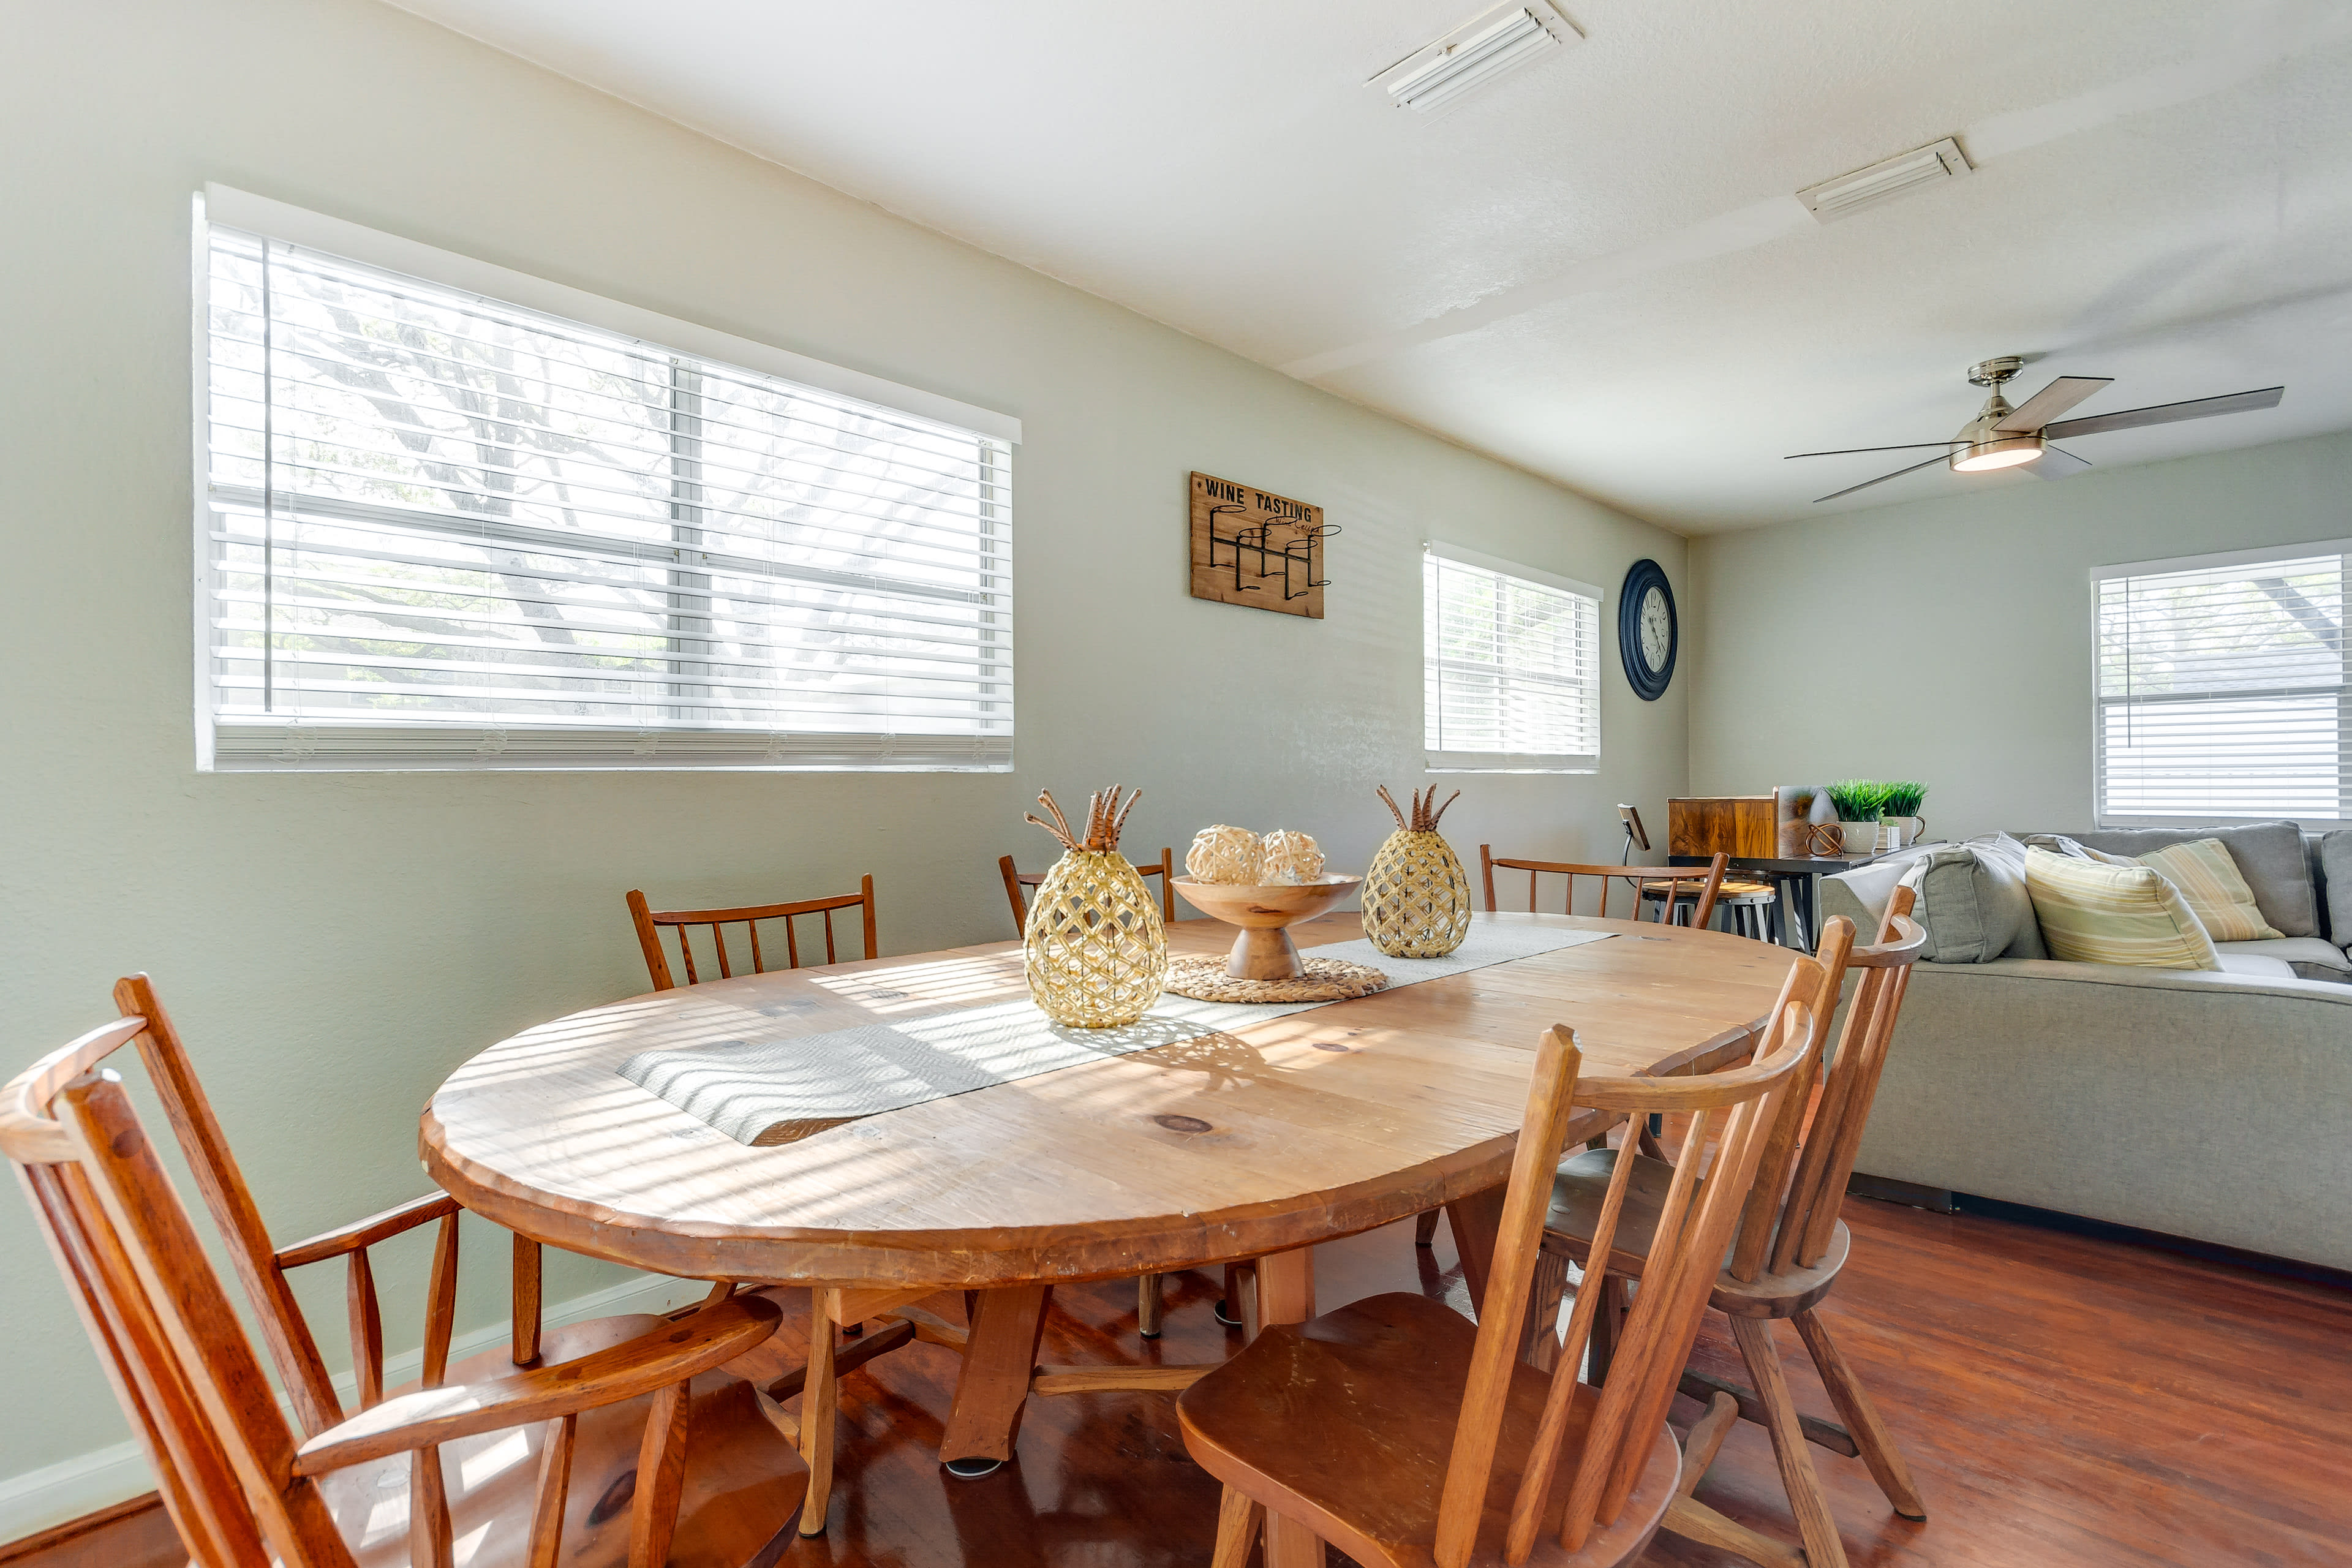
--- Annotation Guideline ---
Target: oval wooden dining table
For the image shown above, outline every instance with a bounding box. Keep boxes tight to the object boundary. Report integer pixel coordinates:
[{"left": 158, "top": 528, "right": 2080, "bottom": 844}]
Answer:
[{"left": 422, "top": 909, "right": 1796, "bottom": 1568}]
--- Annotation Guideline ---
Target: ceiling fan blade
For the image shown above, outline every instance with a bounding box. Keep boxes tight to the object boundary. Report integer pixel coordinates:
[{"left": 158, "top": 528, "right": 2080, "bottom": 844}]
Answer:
[
  {"left": 1995, "top": 375, "right": 2113, "bottom": 433},
  {"left": 2028, "top": 445, "right": 2094, "bottom": 479},
  {"left": 1813, "top": 450, "right": 1953, "bottom": 503},
  {"left": 1784, "top": 441, "right": 1955, "bottom": 459},
  {"left": 2042, "top": 385, "right": 2284, "bottom": 439}
]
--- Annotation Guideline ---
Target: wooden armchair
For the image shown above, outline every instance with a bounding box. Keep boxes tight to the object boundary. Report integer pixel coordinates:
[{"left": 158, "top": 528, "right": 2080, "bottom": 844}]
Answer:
[
  {"left": 1536, "top": 891, "right": 1931, "bottom": 1568},
  {"left": 1176, "top": 963, "right": 1824, "bottom": 1568},
  {"left": 0, "top": 979, "right": 805, "bottom": 1568}
]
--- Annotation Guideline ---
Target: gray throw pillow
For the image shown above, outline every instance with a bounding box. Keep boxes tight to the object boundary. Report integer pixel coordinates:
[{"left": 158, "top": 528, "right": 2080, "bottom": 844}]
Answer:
[
  {"left": 2057, "top": 822, "right": 2317, "bottom": 937},
  {"left": 1902, "top": 833, "right": 2045, "bottom": 963}
]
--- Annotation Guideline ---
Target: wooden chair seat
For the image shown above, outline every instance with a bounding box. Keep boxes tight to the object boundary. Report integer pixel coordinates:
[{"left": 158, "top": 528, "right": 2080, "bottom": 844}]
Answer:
[
  {"left": 1544, "top": 1149, "right": 1852, "bottom": 1316},
  {"left": 1642, "top": 878, "right": 1774, "bottom": 902},
  {"left": 315, "top": 1333, "right": 802, "bottom": 1568},
  {"left": 1178, "top": 1292, "right": 1679, "bottom": 1567}
]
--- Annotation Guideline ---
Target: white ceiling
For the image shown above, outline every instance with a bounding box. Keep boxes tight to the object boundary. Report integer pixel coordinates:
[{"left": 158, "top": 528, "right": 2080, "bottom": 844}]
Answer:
[{"left": 386, "top": 0, "right": 2352, "bottom": 532}]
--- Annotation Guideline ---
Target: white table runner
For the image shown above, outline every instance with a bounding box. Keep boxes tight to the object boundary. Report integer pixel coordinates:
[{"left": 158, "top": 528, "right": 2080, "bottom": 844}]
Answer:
[{"left": 620, "top": 922, "right": 1615, "bottom": 1145}]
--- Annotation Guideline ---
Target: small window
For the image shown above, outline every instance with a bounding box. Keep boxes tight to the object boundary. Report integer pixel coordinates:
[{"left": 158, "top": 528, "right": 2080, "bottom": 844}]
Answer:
[
  {"left": 2095, "top": 544, "right": 2350, "bottom": 823},
  {"left": 197, "top": 191, "right": 1015, "bottom": 771},
  {"left": 1423, "top": 544, "right": 1602, "bottom": 772}
]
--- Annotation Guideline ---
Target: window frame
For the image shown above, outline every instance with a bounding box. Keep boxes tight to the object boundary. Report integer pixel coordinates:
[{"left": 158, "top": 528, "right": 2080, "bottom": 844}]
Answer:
[
  {"left": 190, "top": 185, "right": 1020, "bottom": 774},
  {"left": 2090, "top": 538, "right": 2352, "bottom": 829},
  {"left": 1422, "top": 541, "right": 1604, "bottom": 774}
]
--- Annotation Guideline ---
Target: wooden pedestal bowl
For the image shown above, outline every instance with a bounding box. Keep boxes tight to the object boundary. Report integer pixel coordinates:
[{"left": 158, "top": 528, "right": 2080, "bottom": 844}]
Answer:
[{"left": 1170, "top": 875, "right": 1362, "bottom": 981}]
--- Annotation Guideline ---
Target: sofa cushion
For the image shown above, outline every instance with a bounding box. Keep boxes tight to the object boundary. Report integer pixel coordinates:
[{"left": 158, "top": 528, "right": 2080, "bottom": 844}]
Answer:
[
  {"left": 2022, "top": 846, "right": 2218, "bottom": 970},
  {"left": 1898, "top": 834, "right": 2046, "bottom": 963},
  {"left": 2136, "top": 839, "right": 2282, "bottom": 941},
  {"left": 2214, "top": 936, "right": 2352, "bottom": 982},
  {"left": 2059, "top": 821, "right": 2317, "bottom": 938}
]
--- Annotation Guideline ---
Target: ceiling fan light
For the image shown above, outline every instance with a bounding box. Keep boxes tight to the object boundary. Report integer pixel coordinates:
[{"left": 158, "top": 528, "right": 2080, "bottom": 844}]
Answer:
[
  {"left": 1950, "top": 402, "right": 2043, "bottom": 472},
  {"left": 1951, "top": 435, "right": 2044, "bottom": 472}
]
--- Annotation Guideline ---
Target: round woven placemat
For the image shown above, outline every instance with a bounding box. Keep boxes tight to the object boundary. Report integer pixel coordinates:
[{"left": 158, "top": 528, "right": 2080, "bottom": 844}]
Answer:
[{"left": 1163, "top": 954, "right": 1389, "bottom": 1004}]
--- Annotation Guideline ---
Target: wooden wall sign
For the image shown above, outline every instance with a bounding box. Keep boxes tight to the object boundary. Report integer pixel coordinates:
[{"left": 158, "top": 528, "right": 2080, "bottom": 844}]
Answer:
[{"left": 1188, "top": 472, "right": 1332, "bottom": 619}]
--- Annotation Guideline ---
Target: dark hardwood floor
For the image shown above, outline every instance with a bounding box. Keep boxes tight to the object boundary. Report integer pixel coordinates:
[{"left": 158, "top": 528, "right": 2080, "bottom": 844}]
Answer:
[{"left": 20, "top": 1197, "right": 2351, "bottom": 1567}]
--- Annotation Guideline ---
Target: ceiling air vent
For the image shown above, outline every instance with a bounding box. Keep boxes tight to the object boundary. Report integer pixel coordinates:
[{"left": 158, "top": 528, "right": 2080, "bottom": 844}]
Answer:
[
  {"left": 1798, "top": 137, "right": 1972, "bottom": 222},
  {"left": 1370, "top": 3, "right": 1582, "bottom": 114}
]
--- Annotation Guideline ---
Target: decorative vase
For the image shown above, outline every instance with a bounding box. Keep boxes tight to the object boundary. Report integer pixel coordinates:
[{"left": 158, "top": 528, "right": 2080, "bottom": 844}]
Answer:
[
  {"left": 1362, "top": 785, "right": 1472, "bottom": 957},
  {"left": 1023, "top": 786, "right": 1168, "bottom": 1028},
  {"left": 1838, "top": 820, "right": 1881, "bottom": 857}
]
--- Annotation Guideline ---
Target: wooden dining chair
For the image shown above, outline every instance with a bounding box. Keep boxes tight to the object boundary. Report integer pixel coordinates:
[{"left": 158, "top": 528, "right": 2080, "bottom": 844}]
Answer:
[
  {"left": 1480, "top": 846, "right": 1730, "bottom": 932},
  {"left": 1000, "top": 848, "right": 1177, "bottom": 932},
  {"left": 0, "top": 979, "right": 806, "bottom": 1568},
  {"left": 1177, "top": 959, "right": 1825, "bottom": 1568},
  {"left": 625, "top": 878, "right": 943, "bottom": 1535},
  {"left": 1534, "top": 892, "right": 1930, "bottom": 1568},
  {"left": 626, "top": 876, "right": 878, "bottom": 990}
]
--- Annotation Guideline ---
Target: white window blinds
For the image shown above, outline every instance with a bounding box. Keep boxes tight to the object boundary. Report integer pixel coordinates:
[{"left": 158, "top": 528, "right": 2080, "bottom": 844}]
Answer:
[
  {"left": 2095, "top": 546, "right": 2349, "bottom": 823},
  {"left": 1423, "top": 545, "right": 1602, "bottom": 772},
  {"left": 199, "top": 209, "right": 1013, "bottom": 771}
]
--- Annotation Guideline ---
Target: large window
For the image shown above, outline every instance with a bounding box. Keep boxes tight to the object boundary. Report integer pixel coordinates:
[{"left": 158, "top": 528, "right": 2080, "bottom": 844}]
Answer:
[
  {"left": 2095, "top": 543, "right": 2350, "bottom": 823},
  {"left": 197, "top": 189, "right": 1015, "bottom": 771},
  {"left": 1423, "top": 544, "right": 1602, "bottom": 772}
]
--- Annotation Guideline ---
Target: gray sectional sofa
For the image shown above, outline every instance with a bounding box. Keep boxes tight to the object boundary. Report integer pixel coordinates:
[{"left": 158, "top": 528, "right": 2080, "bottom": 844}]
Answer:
[{"left": 1819, "top": 821, "right": 2352, "bottom": 1272}]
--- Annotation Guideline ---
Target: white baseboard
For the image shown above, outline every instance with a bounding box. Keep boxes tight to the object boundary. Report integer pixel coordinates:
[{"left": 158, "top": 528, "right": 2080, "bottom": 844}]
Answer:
[{"left": 0, "top": 1270, "right": 714, "bottom": 1544}]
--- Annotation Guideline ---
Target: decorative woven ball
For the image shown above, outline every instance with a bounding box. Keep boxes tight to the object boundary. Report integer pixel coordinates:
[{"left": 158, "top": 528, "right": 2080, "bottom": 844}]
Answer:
[
  {"left": 1186, "top": 825, "right": 1264, "bottom": 885},
  {"left": 1258, "top": 829, "right": 1325, "bottom": 885}
]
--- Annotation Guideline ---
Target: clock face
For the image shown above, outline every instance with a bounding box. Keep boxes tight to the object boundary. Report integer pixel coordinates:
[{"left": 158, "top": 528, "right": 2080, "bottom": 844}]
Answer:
[{"left": 1639, "top": 586, "right": 1671, "bottom": 671}]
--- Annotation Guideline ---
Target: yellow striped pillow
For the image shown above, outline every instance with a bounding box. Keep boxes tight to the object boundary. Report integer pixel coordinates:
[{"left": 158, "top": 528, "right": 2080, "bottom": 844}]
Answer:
[
  {"left": 2022, "top": 847, "right": 2219, "bottom": 970},
  {"left": 2136, "top": 839, "right": 2282, "bottom": 942}
]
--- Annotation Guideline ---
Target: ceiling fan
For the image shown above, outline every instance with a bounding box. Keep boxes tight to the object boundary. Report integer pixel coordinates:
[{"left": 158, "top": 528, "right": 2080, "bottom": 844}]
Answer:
[{"left": 1787, "top": 356, "right": 2285, "bottom": 503}]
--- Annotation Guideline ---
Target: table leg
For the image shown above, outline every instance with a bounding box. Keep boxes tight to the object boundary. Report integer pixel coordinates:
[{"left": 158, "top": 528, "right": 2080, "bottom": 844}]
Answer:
[
  {"left": 1445, "top": 1185, "right": 1509, "bottom": 1317},
  {"left": 1253, "top": 1248, "right": 1322, "bottom": 1568},
  {"left": 938, "top": 1283, "right": 1053, "bottom": 1471}
]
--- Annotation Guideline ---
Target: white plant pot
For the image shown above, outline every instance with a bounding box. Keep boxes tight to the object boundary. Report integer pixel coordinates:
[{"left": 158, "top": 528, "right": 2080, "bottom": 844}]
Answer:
[{"left": 1839, "top": 820, "right": 1881, "bottom": 857}]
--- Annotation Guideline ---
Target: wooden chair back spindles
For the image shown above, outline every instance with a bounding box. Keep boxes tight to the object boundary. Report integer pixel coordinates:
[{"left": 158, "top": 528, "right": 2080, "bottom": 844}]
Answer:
[
  {"left": 1769, "top": 886, "right": 1926, "bottom": 1274},
  {"left": 1725, "top": 914, "right": 1853, "bottom": 1283},
  {"left": 627, "top": 875, "right": 878, "bottom": 990},
  {"left": 1519, "top": 992, "right": 1819, "bottom": 1559},
  {"left": 2, "top": 989, "right": 799, "bottom": 1568},
  {"left": 1176, "top": 953, "right": 1825, "bottom": 1568},
  {"left": 1480, "top": 846, "right": 1729, "bottom": 932},
  {"left": 999, "top": 848, "right": 1176, "bottom": 932},
  {"left": 1534, "top": 889, "right": 1932, "bottom": 1568}
]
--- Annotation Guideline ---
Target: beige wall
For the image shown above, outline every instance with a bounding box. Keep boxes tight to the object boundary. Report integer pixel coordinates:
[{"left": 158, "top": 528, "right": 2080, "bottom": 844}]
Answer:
[
  {"left": 1687, "top": 428, "right": 2352, "bottom": 837},
  {"left": 0, "top": 0, "right": 1691, "bottom": 1512}
]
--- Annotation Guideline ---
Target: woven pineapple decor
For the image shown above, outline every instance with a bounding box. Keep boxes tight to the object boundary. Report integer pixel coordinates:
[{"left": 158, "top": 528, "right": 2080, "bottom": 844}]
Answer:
[
  {"left": 1023, "top": 785, "right": 1169, "bottom": 1028},
  {"left": 1362, "top": 785, "right": 1472, "bottom": 957}
]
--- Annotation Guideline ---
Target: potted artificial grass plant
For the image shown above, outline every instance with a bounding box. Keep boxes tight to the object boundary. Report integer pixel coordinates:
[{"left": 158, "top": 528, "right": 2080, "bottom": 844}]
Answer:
[
  {"left": 1878, "top": 781, "right": 1929, "bottom": 848},
  {"left": 1825, "top": 780, "right": 1887, "bottom": 856}
]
